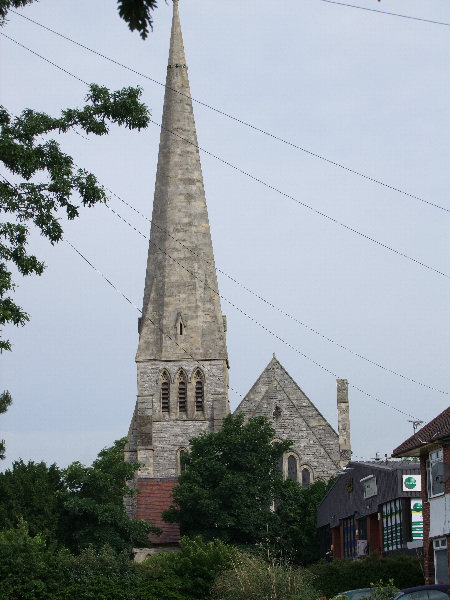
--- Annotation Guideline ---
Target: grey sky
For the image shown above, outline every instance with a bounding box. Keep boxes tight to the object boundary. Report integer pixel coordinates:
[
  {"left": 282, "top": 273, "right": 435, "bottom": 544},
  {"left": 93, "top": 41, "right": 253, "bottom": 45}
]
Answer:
[{"left": 1, "top": 0, "right": 449, "bottom": 470}]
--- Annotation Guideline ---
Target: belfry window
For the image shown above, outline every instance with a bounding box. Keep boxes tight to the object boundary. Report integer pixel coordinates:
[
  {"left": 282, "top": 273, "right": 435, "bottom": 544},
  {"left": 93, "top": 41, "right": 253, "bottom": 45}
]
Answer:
[
  {"left": 178, "top": 371, "right": 187, "bottom": 413},
  {"left": 194, "top": 369, "right": 204, "bottom": 412},
  {"left": 160, "top": 371, "right": 170, "bottom": 413}
]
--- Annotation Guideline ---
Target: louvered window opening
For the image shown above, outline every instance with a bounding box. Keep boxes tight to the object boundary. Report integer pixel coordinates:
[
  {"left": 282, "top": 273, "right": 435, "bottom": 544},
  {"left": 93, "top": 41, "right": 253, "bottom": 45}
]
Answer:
[
  {"left": 161, "top": 381, "right": 170, "bottom": 412},
  {"left": 195, "top": 380, "right": 204, "bottom": 411},
  {"left": 178, "top": 381, "right": 187, "bottom": 412}
]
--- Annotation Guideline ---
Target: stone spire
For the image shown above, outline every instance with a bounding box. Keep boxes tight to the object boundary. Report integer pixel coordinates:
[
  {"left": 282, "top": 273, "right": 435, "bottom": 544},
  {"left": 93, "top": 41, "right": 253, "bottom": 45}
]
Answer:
[{"left": 136, "top": 0, "right": 228, "bottom": 363}]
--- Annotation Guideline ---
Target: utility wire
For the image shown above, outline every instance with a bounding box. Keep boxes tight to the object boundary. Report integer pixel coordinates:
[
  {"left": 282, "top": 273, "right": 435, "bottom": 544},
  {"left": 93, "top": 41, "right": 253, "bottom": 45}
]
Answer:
[
  {"left": 3, "top": 31, "right": 446, "bottom": 281},
  {"left": 152, "top": 119, "right": 450, "bottom": 281},
  {"left": 103, "top": 183, "right": 448, "bottom": 397},
  {"left": 64, "top": 239, "right": 241, "bottom": 400},
  {"left": 7, "top": 9, "right": 450, "bottom": 215},
  {"left": 319, "top": 0, "right": 450, "bottom": 27},
  {"left": 101, "top": 198, "right": 423, "bottom": 420}
]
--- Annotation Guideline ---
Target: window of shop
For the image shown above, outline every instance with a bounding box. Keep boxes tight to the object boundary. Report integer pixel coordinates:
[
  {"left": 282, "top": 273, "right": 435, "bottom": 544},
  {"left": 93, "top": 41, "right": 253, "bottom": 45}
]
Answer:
[
  {"left": 382, "top": 499, "right": 403, "bottom": 552},
  {"left": 427, "top": 448, "right": 445, "bottom": 498},
  {"left": 343, "top": 516, "right": 357, "bottom": 558}
]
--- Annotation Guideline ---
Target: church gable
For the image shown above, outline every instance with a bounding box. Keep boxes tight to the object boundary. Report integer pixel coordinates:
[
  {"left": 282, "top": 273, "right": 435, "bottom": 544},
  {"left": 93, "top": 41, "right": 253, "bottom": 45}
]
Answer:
[{"left": 235, "top": 356, "right": 341, "bottom": 481}]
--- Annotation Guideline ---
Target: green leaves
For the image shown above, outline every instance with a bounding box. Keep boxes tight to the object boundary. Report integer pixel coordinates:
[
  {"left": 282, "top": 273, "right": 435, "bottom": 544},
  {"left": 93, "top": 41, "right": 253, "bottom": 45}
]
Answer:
[
  {"left": 117, "top": 0, "right": 159, "bottom": 40},
  {"left": 164, "top": 413, "right": 292, "bottom": 545},
  {"left": 0, "top": 84, "right": 149, "bottom": 353},
  {"left": 0, "top": 439, "right": 158, "bottom": 553}
]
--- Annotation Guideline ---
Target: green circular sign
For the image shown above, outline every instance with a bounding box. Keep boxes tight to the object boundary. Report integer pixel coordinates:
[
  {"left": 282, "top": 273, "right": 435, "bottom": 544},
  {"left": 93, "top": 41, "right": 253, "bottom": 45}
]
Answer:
[{"left": 405, "top": 476, "right": 417, "bottom": 489}]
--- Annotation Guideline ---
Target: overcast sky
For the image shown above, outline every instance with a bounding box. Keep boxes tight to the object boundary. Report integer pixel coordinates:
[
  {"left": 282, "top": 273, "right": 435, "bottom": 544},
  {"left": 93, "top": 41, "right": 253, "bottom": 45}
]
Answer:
[{"left": 1, "top": 0, "right": 449, "bottom": 471}]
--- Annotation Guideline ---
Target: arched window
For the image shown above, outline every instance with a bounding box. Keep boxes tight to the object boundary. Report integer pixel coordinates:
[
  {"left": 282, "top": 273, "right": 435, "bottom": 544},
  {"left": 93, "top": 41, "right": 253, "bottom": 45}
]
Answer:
[
  {"left": 193, "top": 369, "right": 204, "bottom": 412},
  {"left": 177, "top": 371, "right": 187, "bottom": 413},
  {"left": 160, "top": 371, "right": 170, "bottom": 413},
  {"left": 302, "top": 467, "right": 311, "bottom": 489},
  {"left": 287, "top": 455, "right": 298, "bottom": 481}
]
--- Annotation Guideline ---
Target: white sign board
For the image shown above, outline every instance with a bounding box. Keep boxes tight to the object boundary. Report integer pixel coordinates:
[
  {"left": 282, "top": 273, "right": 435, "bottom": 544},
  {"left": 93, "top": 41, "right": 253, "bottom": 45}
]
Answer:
[{"left": 403, "top": 474, "right": 421, "bottom": 492}]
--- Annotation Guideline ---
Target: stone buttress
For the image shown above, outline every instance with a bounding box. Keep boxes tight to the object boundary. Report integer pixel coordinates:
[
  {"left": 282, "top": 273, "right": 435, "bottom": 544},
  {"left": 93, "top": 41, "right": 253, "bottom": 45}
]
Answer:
[{"left": 125, "top": 0, "right": 229, "bottom": 545}]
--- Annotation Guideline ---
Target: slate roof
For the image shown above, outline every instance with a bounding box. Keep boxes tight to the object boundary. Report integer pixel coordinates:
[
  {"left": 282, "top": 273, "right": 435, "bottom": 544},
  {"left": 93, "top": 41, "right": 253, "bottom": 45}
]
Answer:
[
  {"left": 392, "top": 407, "right": 450, "bottom": 457},
  {"left": 317, "top": 460, "right": 421, "bottom": 528}
]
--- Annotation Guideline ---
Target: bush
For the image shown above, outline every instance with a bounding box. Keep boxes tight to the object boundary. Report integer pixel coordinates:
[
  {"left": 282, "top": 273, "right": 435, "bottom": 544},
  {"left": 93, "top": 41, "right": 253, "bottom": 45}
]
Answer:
[
  {"left": 139, "top": 536, "right": 237, "bottom": 599},
  {"left": 308, "top": 554, "right": 424, "bottom": 597},
  {"left": 212, "top": 552, "right": 320, "bottom": 600}
]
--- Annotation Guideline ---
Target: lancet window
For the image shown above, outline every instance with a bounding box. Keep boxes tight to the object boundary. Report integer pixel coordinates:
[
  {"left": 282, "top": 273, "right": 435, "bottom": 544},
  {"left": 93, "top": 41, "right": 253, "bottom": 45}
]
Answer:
[
  {"left": 177, "top": 370, "right": 187, "bottom": 413},
  {"left": 193, "top": 369, "right": 204, "bottom": 412},
  {"left": 301, "top": 466, "right": 312, "bottom": 489},
  {"left": 287, "top": 455, "right": 298, "bottom": 481},
  {"left": 160, "top": 371, "right": 170, "bottom": 413}
]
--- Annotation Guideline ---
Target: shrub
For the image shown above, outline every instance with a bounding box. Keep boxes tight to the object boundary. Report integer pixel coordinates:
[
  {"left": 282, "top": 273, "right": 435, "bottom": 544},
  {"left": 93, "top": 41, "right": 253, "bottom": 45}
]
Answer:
[
  {"left": 212, "top": 552, "right": 320, "bottom": 600},
  {"left": 308, "top": 554, "right": 424, "bottom": 597}
]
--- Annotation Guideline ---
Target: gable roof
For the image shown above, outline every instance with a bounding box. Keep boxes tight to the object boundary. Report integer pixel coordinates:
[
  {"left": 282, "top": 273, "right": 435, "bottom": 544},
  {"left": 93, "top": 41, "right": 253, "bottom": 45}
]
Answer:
[{"left": 392, "top": 407, "right": 450, "bottom": 457}]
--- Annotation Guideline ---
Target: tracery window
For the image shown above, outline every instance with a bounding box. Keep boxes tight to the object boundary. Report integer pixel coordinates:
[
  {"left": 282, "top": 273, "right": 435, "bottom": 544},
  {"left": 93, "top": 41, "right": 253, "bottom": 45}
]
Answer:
[
  {"left": 193, "top": 369, "right": 204, "bottom": 412},
  {"left": 160, "top": 371, "right": 170, "bottom": 413},
  {"left": 177, "top": 371, "right": 187, "bottom": 413}
]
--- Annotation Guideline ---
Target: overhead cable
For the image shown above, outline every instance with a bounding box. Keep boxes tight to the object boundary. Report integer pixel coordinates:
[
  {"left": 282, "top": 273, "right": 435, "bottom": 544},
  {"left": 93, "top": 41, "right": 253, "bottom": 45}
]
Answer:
[
  {"left": 103, "top": 183, "right": 448, "bottom": 397},
  {"left": 7, "top": 9, "right": 450, "bottom": 215},
  {"left": 319, "top": 0, "right": 450, "bottom": 27}
]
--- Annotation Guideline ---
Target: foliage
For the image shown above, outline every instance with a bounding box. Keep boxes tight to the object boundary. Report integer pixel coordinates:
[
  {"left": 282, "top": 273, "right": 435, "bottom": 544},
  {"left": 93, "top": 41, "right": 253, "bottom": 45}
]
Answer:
[
  {"left": 139, "top": 536, "right": 238, "bottom": 600},
  {"left": 0, "top": 518, "right": 59, "bottom": 600},
  {"left": 0, "top": 85, "right": 149, "bottom": 354},
  {"left": 368, "top": 579, "right": 399, "bottom": 600},
  {"left": 0, "top": 0, "right": 159, "bottom": 38},
  {"left": 0, "top": 438, "right": 156, "bottom": 553},
  {"left": 163, "top": 413, "right": 292, "bottom": 545},
  {"left": 212, "top": 552, "right": 320, "bottom": 600},
  {"left": 272, "top": 477, "right": 335, "bottom": 565},
  {"left": 309, "top": 553, "right": 424, "bottom": 597},
  {"left": 0, "top": 458, "right": 65, "bottom": 541},
  {"left": 0, "top": 389, "right": 12, "bottom": 459},
  {"left": 62, "top": 437, "right": 158, "bottom": 553}
]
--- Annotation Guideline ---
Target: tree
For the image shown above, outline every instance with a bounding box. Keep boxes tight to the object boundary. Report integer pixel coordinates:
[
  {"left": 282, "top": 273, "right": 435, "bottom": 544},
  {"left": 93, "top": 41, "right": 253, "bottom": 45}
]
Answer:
[
  {"left": 0, "top": 85, "right": 149, "bottom": 354},
  {"left": 0, "top": 438, "right": 158, "bottom": 553},
  {"left": 0, "top": 0, "right": 159, "bottom": 38},
  {"left": 0, "top": 459, "right": 65, "bottom": 541},
  {"left": 163, "top": 413, "right": 292, "bottom": 545},
  {"left": 0, "top": 390, "right": 11, "bottom": 459},
  {"left": 62, "top": 438, "right": 159, "bottom": 553},
  {"left": 272, "top": 477, "right": 335, "bottom": 565}
]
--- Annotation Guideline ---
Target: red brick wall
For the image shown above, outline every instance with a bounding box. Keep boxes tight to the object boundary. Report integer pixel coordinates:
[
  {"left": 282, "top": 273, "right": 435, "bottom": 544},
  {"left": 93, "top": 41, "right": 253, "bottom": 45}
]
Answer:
[
  {"left": 421, "top": 442, "right": 450, "bottom": 584},
  {"left": 137, "top": 479, "right": 180, "bottom": 545}
]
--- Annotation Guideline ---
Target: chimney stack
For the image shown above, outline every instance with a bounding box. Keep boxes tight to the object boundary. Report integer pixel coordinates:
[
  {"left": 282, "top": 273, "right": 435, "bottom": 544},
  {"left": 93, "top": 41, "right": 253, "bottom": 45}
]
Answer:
[{"left": 337, "top": 379, "right": 351, "bottom": 469}]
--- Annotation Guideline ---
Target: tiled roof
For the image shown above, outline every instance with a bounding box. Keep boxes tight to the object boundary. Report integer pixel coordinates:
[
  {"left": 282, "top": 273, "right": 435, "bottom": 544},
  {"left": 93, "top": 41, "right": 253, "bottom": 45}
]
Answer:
[{"left": 392, "top": 407, "right": 450, "bottom": 457}]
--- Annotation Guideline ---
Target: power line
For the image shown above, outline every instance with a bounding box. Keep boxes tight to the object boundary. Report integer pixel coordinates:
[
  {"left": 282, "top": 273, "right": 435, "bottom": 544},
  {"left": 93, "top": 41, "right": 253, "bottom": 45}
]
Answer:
[
  {"left": 100, "top": 198, "right": 426, "bottom": 420},
  {"left": 103, "top": 183, "right": 448, "bottom": 397},
  {"left": 152, "top": 119, "right": 450, "bottom": 281},
  {"left": 3, "top": 31, "right": 447, "bottom": 281},
  {"left": 319, "top": 0, "right": 450, "bottom": 27},
  {"left": 8, "top": 9, "right": 450, "bottom": 216},
  {"left": 64, "top": 239, "right": 242, "bottom": 401}
]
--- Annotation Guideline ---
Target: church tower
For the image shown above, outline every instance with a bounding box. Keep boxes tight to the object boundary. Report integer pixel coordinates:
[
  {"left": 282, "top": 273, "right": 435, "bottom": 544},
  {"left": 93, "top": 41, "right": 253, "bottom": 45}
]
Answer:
[{"left": 125, "top": 0, "right": 230, "bottom": 544}]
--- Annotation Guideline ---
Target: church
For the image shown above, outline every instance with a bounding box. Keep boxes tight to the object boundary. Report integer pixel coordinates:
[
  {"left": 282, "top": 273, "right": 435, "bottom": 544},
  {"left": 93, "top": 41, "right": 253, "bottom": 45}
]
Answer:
[{"left": 125, "top": 0, "right": 351, "bottom": 545}]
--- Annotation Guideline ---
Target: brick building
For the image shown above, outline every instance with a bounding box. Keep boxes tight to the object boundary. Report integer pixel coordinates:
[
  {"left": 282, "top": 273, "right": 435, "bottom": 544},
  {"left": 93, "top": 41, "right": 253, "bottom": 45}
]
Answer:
[
  {"left": 393, "top": 407, "right": 450, "bottom": 584},
  {"left": 125, "top": 0, "right": 350, "bottom": 546}
]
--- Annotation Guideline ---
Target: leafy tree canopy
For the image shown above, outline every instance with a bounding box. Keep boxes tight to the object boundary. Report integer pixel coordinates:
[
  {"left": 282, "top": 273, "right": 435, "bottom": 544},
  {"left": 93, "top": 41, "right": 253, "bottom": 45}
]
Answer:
[
  {"left": 0, "top": 84, "right": 149, "bottom": 353},
  {"left": 0, "top": 0, "right": 159, "bottom": 38},
  {"left": 0, "top": 438, "right": 157, "bottom": 553},
  {"left": 0, "top": 390, "right": 12, "bottom": 459},
  {"left": 163, "top": 413, "right": 293, "bottom": 545}
]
